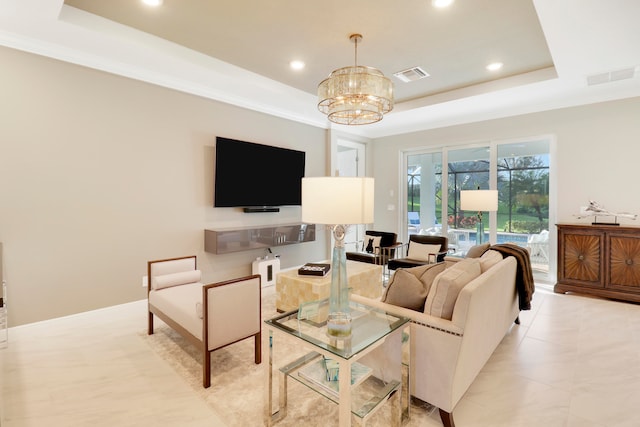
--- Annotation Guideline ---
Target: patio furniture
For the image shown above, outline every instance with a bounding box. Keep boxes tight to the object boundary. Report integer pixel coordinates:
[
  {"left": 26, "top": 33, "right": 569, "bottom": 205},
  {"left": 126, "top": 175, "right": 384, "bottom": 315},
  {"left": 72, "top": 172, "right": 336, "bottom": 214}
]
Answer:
[{"left": 388, "top": 235, "right": 449, "bottom": 271}]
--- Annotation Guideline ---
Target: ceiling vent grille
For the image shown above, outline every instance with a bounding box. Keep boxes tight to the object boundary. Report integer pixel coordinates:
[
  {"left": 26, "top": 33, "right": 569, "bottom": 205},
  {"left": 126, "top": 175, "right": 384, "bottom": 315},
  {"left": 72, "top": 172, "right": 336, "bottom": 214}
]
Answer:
[
  {"left": 587, "top": 67, "right": 636, "bottom": 86},
  {"left": 394, "top": 66, "right": 430, "bottom": 83}
]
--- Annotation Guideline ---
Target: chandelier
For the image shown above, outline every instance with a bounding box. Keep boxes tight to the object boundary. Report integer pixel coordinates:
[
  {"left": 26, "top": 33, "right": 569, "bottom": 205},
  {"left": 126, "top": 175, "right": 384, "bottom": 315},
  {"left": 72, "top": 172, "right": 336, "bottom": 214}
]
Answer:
[{"left": 317, "top": 34, "right": 394, "bottom": 125}]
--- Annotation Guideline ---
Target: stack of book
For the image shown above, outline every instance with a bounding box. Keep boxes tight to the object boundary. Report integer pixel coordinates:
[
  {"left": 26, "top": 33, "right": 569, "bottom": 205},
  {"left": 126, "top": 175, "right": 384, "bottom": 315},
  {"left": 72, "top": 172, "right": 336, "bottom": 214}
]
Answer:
[{"left": 298, "top": 263, "right": 331, "bottom": 276}]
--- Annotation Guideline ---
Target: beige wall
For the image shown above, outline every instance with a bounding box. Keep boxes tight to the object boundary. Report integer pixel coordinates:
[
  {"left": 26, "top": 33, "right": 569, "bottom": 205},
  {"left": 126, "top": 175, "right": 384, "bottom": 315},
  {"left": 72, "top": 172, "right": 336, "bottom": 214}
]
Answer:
[
  {"left": 0, "top": 47, "right": 328, "bottom": 326},
  {"left": 373, "top": 96, "right": 640, "bottom": 279},
  {"left": 4, "top": 43, "right": 640, "bottom": 326}
]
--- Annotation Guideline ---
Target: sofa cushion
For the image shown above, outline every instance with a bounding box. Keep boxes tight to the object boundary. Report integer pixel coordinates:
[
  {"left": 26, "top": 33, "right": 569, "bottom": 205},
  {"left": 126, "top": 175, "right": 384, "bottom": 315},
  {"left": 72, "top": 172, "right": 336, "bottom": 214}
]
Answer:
[
  {"left": 407, "top": 242, "right": 441, "bottom": 262},
  {"left": 479, "top": 250, "right": 503, "bottom": 273},
  {"left": 363, "top": 235, "right": 382, "bottom": 253},
  {"left": 152, "top": 269, "right": 202, "bottom": 290},
  {"left": 466, "top": 243, "right": 490, "bottom": 258},
  {"left": 424, "top": 258, "right": 481, "bottom": 320},
  {"left": 382, "top": 263, "right": 447, "bottom": 311}
]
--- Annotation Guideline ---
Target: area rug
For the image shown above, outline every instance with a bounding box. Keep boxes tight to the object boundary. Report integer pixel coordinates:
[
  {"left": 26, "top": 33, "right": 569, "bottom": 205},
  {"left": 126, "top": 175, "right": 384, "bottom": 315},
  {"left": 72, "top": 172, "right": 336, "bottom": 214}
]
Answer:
[{"left": 140, "top": 289, "right": 437, "bottom": 426}]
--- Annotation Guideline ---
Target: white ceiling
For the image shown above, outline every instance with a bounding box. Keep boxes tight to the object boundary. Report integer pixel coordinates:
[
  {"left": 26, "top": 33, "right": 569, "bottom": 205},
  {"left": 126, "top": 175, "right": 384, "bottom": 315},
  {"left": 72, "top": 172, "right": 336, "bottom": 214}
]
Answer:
[{"left": 1, "top": 0, "right": 640, "bottom": 139}]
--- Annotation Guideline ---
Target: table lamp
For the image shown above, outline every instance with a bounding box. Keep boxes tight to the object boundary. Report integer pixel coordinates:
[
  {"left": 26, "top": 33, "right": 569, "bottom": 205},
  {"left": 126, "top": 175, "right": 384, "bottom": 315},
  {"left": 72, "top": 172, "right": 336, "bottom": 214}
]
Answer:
[
  {"left": 301, "top": 177, "right": 374, "bottom": 337},
  {"left": 460, "top": 189, "right": 498, "bottom": 245}
]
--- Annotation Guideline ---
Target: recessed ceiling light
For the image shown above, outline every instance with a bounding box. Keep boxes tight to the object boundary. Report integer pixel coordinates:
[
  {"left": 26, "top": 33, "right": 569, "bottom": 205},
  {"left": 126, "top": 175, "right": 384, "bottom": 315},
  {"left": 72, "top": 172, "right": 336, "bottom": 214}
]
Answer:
[
  {"left": 432, "top": 0, "right": 454, "bottom": 8},
  {"left": 486, "top": 62, "right": 503, "bottom": 71},
  {"left": 142, "top": 0, "right": 163, "bottom": 6},
  {"left": 289, "top": 60, "right": 305, "bottom": 71}
]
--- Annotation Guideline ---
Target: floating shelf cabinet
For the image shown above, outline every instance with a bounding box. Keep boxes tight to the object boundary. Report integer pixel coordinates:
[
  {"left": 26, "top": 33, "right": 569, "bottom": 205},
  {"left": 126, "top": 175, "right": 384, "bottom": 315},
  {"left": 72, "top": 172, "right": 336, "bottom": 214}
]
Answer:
[{"left": 204, "top": 223, "right": 316, "bottom": 254}]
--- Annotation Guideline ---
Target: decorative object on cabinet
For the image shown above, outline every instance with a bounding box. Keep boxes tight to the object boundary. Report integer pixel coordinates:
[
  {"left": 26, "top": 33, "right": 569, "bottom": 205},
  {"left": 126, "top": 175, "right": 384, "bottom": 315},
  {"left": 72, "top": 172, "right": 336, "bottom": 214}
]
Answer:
[
  {"left": 555, "top": 224, "right": 640, "bottom": 302},
  {"left": 573, "top": 200, "right": 637, "bottom": 226},
  {"left": 204, "top": 223, "right": 315, "bottom": 254}
]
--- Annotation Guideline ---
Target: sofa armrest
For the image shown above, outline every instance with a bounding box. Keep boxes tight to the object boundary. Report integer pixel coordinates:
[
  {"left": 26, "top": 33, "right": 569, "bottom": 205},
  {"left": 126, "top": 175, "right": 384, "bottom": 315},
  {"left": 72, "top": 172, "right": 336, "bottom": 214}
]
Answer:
[{"left": 351, "top": 293, "right": 463, "bottom": 336}]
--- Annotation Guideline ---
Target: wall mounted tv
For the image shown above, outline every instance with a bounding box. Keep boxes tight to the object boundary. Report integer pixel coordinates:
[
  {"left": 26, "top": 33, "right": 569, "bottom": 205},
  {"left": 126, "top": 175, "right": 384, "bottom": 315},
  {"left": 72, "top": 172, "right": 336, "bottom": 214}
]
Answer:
[{"left": 214, "top": 137, "right": 306, "bottom": 212}]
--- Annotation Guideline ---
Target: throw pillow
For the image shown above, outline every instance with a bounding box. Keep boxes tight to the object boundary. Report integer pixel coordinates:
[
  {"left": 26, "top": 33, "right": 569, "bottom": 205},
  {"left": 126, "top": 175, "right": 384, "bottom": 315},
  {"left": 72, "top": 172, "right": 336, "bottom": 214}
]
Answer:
[
  {"left": 479, "top": 249, "right": 503, "bottom": 272},
  {"left": 424, "top": 258, "right": 481, "bottom": 320},
  {"left": 466, "top": 243, "right": 490, "bottom": 258},
  {"left": 407, "top": 242, "right": 442, "bottom": 262},
  {"left": 363, "top": 235, "right": 382, "bottom": 253},
  {"left": 402, "top": 262, "right": 447, "bottom": 288},
  {"left": 152, "top": 270, "right": 202, "bottom": 290},
  {"left": 382, "top": 269, "right": 428, "bottom": 311}
]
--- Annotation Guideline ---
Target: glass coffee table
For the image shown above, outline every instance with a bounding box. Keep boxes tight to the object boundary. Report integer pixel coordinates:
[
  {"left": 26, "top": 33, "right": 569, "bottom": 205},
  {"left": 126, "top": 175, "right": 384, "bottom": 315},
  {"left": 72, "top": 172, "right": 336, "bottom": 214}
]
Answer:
[{"left": 264, "top": 299, "right": 410, "bottom": 427}]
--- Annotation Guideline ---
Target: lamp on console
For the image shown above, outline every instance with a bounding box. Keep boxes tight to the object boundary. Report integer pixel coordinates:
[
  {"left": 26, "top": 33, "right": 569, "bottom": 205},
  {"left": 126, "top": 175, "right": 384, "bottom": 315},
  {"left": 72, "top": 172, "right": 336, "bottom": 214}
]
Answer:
[
  {"left": 460, "top": 189, "right": 498, "bottom": 245},
  {"left": 301, "top": 177, "right": 374, "bottom": 337}
]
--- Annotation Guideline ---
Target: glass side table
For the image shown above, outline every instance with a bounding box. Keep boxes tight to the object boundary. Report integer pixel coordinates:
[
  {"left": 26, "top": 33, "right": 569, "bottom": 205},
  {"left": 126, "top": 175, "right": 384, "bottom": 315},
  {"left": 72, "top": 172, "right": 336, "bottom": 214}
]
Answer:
[{"left": 264, "top": 298, "right": 410, "bottom": 427}]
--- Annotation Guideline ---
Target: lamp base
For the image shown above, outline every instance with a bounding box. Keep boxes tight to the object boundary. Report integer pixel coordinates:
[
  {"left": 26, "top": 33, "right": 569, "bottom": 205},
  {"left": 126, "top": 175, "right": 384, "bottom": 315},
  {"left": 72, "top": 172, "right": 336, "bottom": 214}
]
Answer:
[
  {"left": 328, "top": 227, "right": 351, "bottom": 338},
  {"left": 476, "top": 220, "right": 485, "bottom": 245}
]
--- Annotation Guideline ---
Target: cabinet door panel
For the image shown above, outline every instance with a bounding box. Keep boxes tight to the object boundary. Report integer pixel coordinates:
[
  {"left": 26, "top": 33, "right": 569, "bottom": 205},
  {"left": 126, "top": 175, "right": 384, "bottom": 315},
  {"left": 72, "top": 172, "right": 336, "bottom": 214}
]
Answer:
[
  {"left": 609, "top": 235, "right": 640, "bottom": 291},
  {"left": 563, "top": 233, "right": 601, "bottom": 285}
]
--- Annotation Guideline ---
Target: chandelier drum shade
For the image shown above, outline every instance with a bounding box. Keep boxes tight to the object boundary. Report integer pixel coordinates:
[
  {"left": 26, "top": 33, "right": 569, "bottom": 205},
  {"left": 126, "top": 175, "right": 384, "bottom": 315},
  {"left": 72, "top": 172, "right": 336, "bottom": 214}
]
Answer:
[{"left": 317, "top": 34, "right": 394, "bottom": 125}]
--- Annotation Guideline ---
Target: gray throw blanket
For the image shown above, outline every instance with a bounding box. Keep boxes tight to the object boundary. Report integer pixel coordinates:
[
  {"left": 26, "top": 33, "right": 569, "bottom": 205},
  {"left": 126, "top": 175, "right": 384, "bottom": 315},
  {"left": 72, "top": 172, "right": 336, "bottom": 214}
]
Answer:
[{"left": 489, "top": 243, "right": 535, "bottom": 310}]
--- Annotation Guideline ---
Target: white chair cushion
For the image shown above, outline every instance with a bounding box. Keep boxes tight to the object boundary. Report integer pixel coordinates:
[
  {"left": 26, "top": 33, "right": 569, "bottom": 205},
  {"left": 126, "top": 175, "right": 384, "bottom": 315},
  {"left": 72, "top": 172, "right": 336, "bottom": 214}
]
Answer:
[
  {"left": 149, "top": 283, "right": 203, "bottom": 339},
  {"left": 363, "top": 235, "right": 382, "bottom": 253},
  {"left": 407, "top": 242, "right": 441, "bottom": 262},
  {"left": 152, "top": 270, "right": 202, "bottom": 290},
  {"left": 149, "top": 257, "right": 196, "bottom": 277}
]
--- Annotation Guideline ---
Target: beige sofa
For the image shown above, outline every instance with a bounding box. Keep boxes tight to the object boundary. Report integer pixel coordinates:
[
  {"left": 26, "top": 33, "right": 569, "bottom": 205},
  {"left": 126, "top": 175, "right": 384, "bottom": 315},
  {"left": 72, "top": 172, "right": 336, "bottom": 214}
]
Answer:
[
  {"left": 351, "top": 252, "right": 520, "bottom": 427},
  {"left": 147, "top": 255, "right": 262, "bottom": 388}
]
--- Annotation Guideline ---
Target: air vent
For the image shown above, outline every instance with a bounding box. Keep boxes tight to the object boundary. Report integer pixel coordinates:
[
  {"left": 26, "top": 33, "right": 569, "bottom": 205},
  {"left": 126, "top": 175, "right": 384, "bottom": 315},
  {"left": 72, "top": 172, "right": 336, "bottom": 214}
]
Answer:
[
  {"left": 394, "top": 66, "right": 430, "bottom": 83},
  {"left": 587, "top": 67, "right": 636, "bottom": 86}
]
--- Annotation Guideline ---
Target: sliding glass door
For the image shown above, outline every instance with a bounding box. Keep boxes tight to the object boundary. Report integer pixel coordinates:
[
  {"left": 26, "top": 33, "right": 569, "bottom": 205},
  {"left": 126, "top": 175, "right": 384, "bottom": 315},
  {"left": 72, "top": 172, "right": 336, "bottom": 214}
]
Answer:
[
  {"left": 404, "top": 138, "right": 551, "bottom": 276},
  {"left": 407, "top": 152, "right": 442, "bottom": 236},
  {"left": 447, "top": 146, "right": 491, "bottom": 251},
  {"left": 497, "top": 140, "right": 550, "bottom": 271}
]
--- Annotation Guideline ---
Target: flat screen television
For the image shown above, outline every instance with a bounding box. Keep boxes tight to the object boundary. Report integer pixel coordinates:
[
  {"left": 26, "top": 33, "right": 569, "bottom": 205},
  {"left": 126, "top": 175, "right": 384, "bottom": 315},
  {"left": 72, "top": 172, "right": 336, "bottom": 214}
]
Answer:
[{"left": 214, "top": 137, "right": 306, "bottom": 212}]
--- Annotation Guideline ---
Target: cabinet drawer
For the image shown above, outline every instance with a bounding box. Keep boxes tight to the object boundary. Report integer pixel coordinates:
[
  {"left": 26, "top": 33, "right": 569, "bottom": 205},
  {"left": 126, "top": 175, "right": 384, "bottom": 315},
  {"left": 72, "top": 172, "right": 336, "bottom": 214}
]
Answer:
[
  {"left": 561, "top": 232, "right": 602, "bottom": 286},
  {"left": 608, "top": 235, "right": 640, "bottom": 291}
]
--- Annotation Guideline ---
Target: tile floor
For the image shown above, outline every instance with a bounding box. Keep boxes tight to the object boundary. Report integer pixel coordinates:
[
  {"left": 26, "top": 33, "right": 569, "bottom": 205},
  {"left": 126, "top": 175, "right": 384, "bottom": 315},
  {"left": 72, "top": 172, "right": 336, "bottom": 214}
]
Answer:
[{"left": 2, "top": 285, "right": 640, "bottom": 426}]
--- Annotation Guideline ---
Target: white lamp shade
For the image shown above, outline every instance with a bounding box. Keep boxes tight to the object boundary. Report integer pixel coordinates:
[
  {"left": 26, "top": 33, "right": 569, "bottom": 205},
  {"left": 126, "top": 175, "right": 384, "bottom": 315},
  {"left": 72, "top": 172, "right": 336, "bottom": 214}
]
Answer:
[
  {"left": 301, "top": 177, "right": 374, "bottom": 225},
  {"left": 460, "top": 190, "right": 498, "bottom": 212}
]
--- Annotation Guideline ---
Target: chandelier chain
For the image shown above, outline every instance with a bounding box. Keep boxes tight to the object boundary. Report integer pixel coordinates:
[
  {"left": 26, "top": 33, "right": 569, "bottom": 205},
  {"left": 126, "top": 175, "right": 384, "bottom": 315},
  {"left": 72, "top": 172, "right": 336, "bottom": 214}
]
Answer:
[{"left": 354, "top": 37, "right": 358, "bottom": 67}]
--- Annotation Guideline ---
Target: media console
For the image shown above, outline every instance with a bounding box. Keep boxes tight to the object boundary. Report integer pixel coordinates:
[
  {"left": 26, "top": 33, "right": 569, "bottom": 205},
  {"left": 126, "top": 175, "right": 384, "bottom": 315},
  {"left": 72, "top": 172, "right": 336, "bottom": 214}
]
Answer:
[
  {"left": 555, "top": 223, "right": 640, "bottom": 302},
  {"left": 204, "top": 223, "right": 315, "bottom": 254}
]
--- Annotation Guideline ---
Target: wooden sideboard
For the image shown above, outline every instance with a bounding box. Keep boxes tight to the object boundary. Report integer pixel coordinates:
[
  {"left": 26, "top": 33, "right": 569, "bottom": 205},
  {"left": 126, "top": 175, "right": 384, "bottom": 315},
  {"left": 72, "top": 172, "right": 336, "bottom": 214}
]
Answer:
[{"left": 555, "top": 223, "right": 640, "bottom": 302}]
